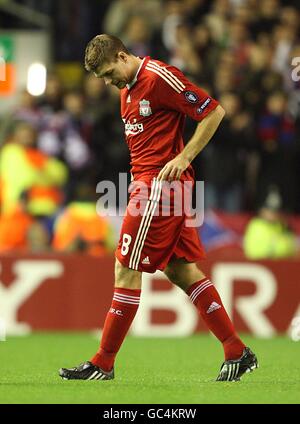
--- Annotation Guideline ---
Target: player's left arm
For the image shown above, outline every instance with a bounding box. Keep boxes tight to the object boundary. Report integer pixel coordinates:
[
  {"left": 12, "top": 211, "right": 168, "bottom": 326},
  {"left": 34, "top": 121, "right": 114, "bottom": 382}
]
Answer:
[
  {"left": 152, "top": 63, "right": 225, "bottom": 181},
  {"left": 158, "top": 105, "right": 225, "bottom": 181}
]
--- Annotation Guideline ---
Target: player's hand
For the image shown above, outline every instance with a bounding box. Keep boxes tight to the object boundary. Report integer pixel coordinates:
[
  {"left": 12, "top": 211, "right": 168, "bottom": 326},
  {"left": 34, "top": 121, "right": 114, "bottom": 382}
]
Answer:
[{"left": 157, "top": 155, "right": 190, "bottom": 181}]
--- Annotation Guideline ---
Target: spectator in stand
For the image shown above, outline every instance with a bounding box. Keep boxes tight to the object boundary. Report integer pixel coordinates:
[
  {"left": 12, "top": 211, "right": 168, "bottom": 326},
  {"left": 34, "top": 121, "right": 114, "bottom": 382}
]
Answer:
[
  {"left": 240, "top": 33, "right": 279, "bottom": 114},
  {"left": 37, "top": 73, "right": 64, "bottom": 113},
  {"left": 169, "top": 23, "right": 202, "bottom": 76},
  {"left": 0, "top": 122, "right": 68, "bottom": 217},
  {"left": 272, "top": 21, "right": 298, "bottom": 89},
  {"left": 0, "top": 90, "right": 43, "bottom": 146},
  {"left": 244, "top": 187, "right": 298, "bottom": 259},
  {"left": 26, "top": 220, "right": 51, "bottom": 252},
  {"left": 203, "top": 92, "right": 255, "bottom": 212},
  {"left": 0, "top": 202, "right": 34, "bottom": 253},
  {"left": 52, "top": 182, "right": 116, "bottom": 256},
  {"left": 61, "top": 90, "right": 93, "bottom": 201},
  {"left": 103, "top": 0, "right": 162, "bottom": 40},
  {"left": 213, "top": 51, "right": 237, "bottom": 96},
  {"left": 84, "top": 79, "right": 129, "bottom": 193},
  {"left": 158, "top": 0, "right": 187, "bottom": 64},
  {"left": 183, "top": 0, "right": 210, "bottom": 27},
  {"left": 256, "top": 91, "right": 297, "bottom": 212},
  {"left": 251, "top": 0, "right": 280, "bottom": 36},
  {"left": 205, "top": 0, "right": 230, "bottom": 43},
  {"left": 83, "top": 74, "right": 108, "bottom": 124},
  {"left": 122, "top": 15, "right": 152, "bottom": 58},
  {"left": 38, "top": 90, "right": 93, "bottom": 201},
  {"left": 192, "top": 23, "right": 219, "bottom": 83},
  {"left": 0, "top": 202, "right": 51, "bottom": 254}
]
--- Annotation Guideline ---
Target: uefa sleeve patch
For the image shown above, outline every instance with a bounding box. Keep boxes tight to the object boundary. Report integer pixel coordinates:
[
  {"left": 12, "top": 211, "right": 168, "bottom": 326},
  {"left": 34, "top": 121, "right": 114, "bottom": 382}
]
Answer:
[
  {"left": 184, "top": 91, "right": 199, "bottom": 104},
  {"left": 196, "top": 98, "right": 211, "bottom": 114}
]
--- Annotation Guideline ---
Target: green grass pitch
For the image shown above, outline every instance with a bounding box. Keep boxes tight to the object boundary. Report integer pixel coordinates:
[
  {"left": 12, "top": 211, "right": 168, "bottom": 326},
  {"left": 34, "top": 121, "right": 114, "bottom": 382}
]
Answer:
[{"left": 0, "top": 333, "right": 299, "bottom": 404}]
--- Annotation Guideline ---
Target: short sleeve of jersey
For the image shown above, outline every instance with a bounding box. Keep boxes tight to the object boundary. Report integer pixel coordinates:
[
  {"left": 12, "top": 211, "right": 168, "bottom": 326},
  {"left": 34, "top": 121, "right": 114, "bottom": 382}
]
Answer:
[{"left": 150, "top": 63, "right": 219, "bottom": 122}]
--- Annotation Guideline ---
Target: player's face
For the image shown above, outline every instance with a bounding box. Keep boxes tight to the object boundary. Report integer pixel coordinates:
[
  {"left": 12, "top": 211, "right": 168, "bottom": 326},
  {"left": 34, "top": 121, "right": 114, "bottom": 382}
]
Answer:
[{"left": 94, "top": 55, "right": 130, "bottom": 90}]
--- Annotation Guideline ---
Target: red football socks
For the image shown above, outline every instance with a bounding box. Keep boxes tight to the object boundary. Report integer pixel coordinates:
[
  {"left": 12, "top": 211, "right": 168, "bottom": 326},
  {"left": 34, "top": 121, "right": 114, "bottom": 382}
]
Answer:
[
  {"left": 91, "top": 288, "right": 141, "bottom": 371},
  {"left": 187, "top": 278, "right": 245, "bottom": 360}
]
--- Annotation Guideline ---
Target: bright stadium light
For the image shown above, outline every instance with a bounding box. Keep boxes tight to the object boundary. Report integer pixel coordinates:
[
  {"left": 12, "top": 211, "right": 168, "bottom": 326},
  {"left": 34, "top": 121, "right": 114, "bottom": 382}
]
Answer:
[{"left": 27, "top": 63, "right": 47, "bottom": 96}]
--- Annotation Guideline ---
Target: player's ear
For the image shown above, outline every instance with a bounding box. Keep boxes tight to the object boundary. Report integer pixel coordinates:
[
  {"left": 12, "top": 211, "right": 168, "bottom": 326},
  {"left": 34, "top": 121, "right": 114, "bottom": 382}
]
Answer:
[{"left": 117, "top": 51, "right": 128, "bottom": 63}]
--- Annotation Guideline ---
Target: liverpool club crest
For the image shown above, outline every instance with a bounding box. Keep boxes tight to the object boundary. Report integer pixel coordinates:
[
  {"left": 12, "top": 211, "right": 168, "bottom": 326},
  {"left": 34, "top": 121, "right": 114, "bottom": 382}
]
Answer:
[{"left": 139, "top": 99, "right": 152, "bottom": 117}]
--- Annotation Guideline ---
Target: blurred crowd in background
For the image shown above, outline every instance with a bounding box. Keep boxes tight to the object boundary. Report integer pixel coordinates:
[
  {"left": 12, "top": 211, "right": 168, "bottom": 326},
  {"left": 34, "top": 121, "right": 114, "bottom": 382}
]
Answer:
[{"left": 0, "top": 0, "right": 299, "bottom": 257}]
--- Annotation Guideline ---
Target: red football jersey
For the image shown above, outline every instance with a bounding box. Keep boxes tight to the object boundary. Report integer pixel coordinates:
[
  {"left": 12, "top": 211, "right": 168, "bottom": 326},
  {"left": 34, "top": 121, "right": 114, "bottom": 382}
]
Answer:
[{"left": 120, "top": 56, "right": 219, "bottom": 177}]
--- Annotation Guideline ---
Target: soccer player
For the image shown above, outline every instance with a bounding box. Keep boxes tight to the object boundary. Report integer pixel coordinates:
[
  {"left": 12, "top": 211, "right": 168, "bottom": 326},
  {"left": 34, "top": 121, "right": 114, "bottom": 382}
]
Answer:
[{"left": 59, "top": 35, "right": 258, "bottom": 382}]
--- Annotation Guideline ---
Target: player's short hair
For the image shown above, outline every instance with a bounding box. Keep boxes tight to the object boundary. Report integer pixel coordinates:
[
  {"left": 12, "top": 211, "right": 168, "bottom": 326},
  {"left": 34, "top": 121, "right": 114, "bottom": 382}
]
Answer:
[{"left": 84, "top": 34, "right": 130, "bottom": 72}]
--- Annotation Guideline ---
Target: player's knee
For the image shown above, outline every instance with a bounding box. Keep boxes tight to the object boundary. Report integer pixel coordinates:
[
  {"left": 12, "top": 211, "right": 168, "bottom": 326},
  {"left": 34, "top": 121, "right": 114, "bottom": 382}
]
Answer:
[
  {"left": 114, "top": 259, "right": 142, "bottom": 289},
  {"left": 164, "top": 262, "right": 205, "bottom": 289},
  {"left": 164, "top": 266, "right": 182, "bottom": 286}
]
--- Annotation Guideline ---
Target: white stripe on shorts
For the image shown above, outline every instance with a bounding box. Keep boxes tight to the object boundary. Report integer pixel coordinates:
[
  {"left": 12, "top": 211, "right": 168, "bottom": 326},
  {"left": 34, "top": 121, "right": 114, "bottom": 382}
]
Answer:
[{"left": 129, "top": 178, "right": 162, "bottom": 270}]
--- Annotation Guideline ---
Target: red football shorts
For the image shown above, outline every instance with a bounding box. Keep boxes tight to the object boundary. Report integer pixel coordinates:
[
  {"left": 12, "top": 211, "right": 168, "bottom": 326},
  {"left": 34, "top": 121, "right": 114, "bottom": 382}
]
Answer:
[{"left": 115, "top": 172, "right": 206, "bottom": 273}]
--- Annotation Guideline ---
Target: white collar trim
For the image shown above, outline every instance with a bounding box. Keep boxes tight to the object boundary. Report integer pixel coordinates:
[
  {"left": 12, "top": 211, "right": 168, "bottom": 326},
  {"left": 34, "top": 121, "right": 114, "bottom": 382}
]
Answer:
[{"left": 126, "top": 58, "right": 145, "bottom": 90}]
